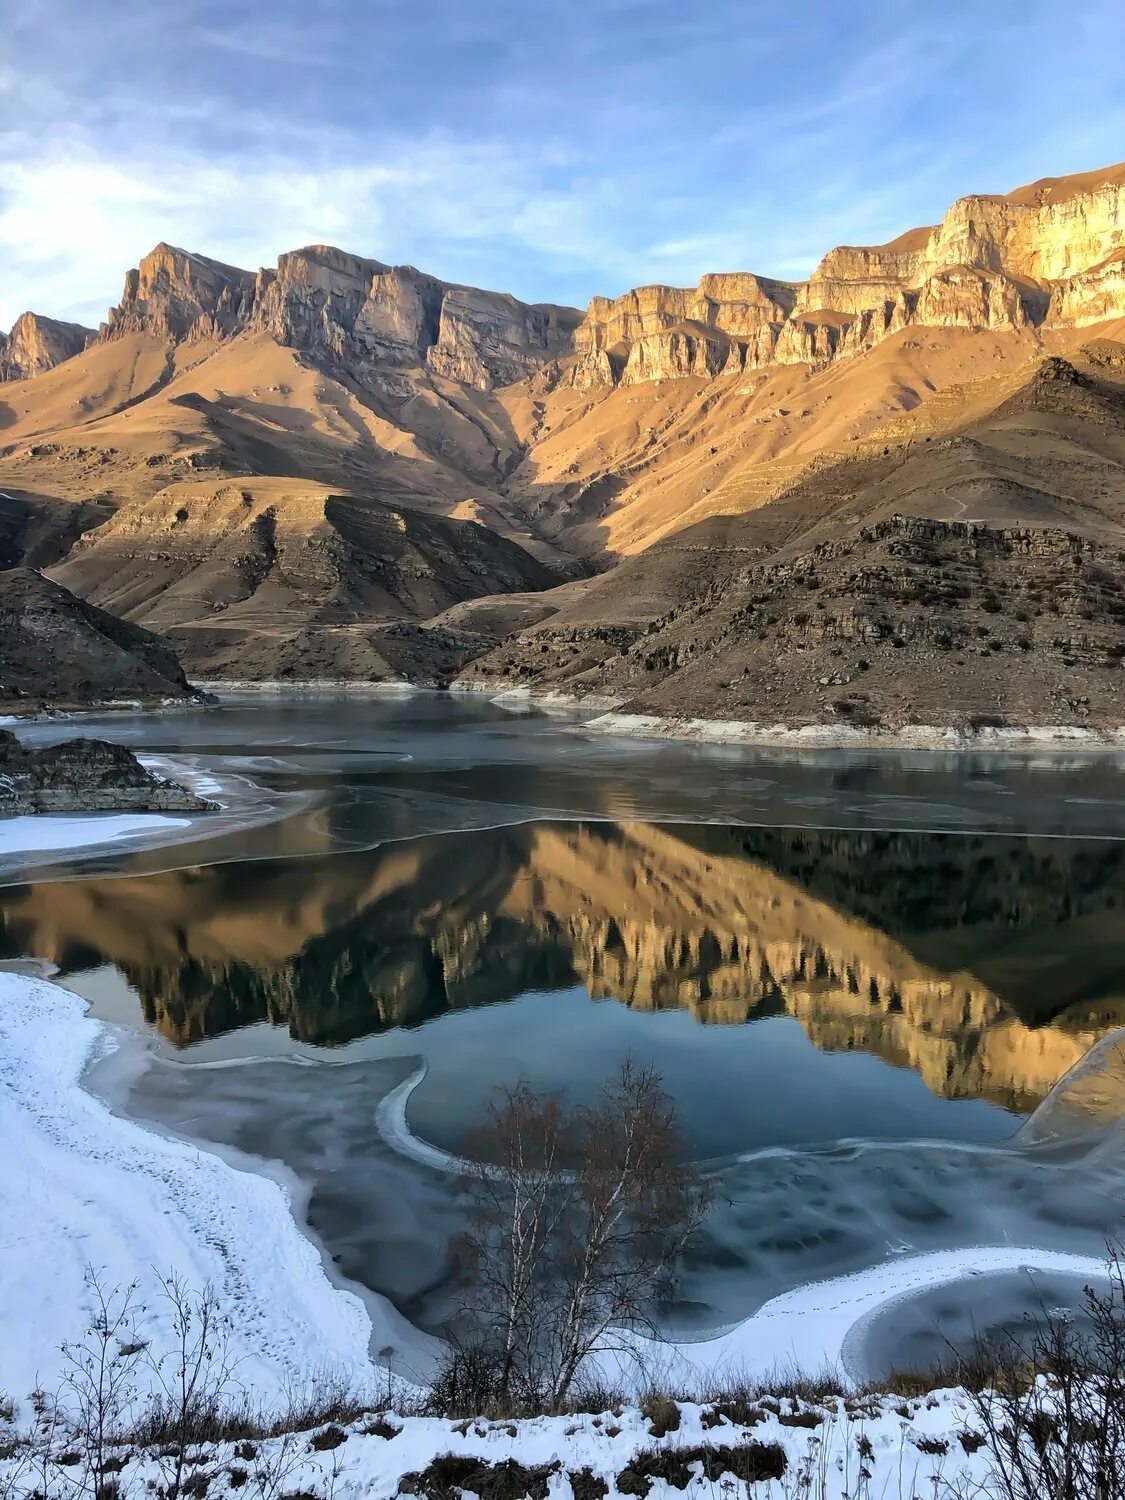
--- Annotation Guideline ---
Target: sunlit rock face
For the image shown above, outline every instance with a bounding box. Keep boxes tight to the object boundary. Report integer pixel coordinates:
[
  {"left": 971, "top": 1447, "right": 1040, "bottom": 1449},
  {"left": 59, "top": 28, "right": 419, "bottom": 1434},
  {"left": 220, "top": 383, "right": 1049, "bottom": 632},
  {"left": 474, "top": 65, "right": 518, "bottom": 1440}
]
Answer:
[
  {"left": 425, "top": 288, "right": 579, "bottom": 389},
  {"left": 17, "top": 164, "right": 1125, "bottom": 394},
  {"left": 569, "top": 169, "right": 1125, "bottom": 385},
  {"left": 0, "top": 311, "right": 94, "bottom": 381},
  {"left": 103, "top": 243, "right": 257, "bottom": 343},
  {"left": 95, "top": 240, "right": 580, "bottom": 390}
]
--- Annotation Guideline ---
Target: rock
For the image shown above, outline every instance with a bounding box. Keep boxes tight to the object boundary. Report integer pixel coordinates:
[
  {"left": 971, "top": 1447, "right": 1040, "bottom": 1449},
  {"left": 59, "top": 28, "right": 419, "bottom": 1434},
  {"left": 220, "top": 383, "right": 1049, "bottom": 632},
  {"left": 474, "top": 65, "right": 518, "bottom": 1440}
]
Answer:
[
  {"left": 99, "top": 241, "right": 581, "bottom": 391},
  {"left": 0, "top": 730, "right": 216, "bottom": 814},
  {"left": 426, "top": 287, "right": 578, "bottom": 388},
  {"left": 103, "top": 243, "right": 256, "bottom": 343},
  {"left": 0, "top": 312, "right": 95, "bottom": 381},
  {"left": 567, "top": 166, "right": 1125, "bottom": 385}
]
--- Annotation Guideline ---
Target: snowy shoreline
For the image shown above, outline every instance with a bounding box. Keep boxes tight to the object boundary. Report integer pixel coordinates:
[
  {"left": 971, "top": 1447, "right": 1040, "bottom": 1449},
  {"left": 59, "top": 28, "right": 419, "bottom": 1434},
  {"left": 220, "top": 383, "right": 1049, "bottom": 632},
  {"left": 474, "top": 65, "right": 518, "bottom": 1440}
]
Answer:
[
  {"left": 0, "top": 976, "right": 1114, "bottom": 1500},
  {"left": 3, "top": 971, "right": 1112, "bottom": 1410},
  {"left": 0, "top": 974, "right": 392, "bottom": 1410},
  {"left": 373, "top": 1056, "right": 1113, "bottom": 1386}
]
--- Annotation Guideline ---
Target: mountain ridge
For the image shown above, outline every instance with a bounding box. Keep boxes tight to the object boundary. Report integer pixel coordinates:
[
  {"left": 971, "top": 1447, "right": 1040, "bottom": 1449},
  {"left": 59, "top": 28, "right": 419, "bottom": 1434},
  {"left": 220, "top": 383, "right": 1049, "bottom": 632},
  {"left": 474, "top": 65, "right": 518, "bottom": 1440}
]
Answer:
[
  {"left": 2, "top": 158, "right": 1125, "bottom": 725},
  {"left": 5, "top": 159, "right": 1124, "bottom": 393}
]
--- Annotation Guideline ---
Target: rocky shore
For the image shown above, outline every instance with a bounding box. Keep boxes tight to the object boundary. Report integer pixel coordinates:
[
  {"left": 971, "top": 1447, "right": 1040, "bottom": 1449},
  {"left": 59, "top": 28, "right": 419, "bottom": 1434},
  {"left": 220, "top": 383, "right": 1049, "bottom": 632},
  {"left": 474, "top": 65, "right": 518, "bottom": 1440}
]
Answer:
[{"left": 0, "top": 731, "right": 217, "bottom": 814}]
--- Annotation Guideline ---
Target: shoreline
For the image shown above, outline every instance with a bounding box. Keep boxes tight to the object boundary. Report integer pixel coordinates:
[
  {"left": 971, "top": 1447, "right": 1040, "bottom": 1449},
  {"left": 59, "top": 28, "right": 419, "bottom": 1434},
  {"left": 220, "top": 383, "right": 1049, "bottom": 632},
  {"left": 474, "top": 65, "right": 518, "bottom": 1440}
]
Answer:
[
  {"left": 452, "top": 681, "right": 1125, "bottom": 749},
  {"left": 223, "top": 679, "right": 1125, "bottom": 752},
  {"left": 584, "top": 710, "right": 1125, "bottom": 752},
  {"left": 0, "top": 973, "right": 392, "bottom": 1409},
  {"left": 0, "top": 755, "right": 290, "bottom": 876},
  {"left": 11, "top": 681, "right": 1125, "bottom": 754}
]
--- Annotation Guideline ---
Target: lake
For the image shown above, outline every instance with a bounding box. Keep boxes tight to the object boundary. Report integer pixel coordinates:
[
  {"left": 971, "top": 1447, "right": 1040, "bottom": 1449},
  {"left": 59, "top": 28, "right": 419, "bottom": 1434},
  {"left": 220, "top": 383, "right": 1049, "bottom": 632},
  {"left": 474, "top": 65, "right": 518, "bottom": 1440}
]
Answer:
[{"left": 3, "top": 693, "right": 1125, "bottom": 1379}]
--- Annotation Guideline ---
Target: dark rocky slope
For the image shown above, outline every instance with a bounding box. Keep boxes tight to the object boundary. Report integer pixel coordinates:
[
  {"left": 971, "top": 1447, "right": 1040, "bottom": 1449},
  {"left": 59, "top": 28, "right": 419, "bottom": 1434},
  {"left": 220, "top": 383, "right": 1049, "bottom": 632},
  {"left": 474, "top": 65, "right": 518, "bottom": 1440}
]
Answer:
[
  {"left": 461, "top": 352, "right": 1125, "bottom": 731},
  {"left": 0, "top": 568, "right": 204, "bottom": 711},
  {"left": 464, "top": 515, "right": 1125, "bottom": 730}
]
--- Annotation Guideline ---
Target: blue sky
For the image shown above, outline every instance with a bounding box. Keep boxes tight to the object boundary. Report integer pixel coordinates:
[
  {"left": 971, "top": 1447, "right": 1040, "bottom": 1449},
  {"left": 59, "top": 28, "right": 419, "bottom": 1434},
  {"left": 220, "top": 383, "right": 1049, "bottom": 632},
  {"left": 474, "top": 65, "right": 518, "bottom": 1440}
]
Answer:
[{"left": 2, "top": 0, "right": 1124, "bottom": 330}]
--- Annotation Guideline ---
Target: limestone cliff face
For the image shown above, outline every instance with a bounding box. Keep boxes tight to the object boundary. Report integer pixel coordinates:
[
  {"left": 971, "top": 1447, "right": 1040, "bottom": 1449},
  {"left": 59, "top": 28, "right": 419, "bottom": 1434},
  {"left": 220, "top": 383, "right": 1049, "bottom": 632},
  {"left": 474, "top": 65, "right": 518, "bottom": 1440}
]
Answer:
[
  {"left": 249, "top": 245, "right": 389, "bottom": 357},
  {"left": 39, "top": 162, "right": 1125, "bottom": 397},
  {"left": 98, "top": 240, "right": 580, "bottom": 390},
  {"left": 426, "top": 288, "right": 578, "bottom": 389},
  {"left": 0, "top": 311, "right": 94, "bottom": 381},
  {"left": 569, "top": 166, "right": 1125, "bottom": 386},
  {"left": 570, "top": 273, "right": 796, "bottom": 388},
  {"left": 103, "top": 243, "right": 256, "bottom": 342}
]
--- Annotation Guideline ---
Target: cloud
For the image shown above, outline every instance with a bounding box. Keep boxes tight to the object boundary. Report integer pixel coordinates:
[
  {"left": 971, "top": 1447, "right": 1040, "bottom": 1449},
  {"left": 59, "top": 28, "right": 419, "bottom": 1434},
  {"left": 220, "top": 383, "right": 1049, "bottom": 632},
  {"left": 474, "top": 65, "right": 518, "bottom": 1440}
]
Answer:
[{"left": 2, "top": 0, "right": 1125, "bottom": 331}]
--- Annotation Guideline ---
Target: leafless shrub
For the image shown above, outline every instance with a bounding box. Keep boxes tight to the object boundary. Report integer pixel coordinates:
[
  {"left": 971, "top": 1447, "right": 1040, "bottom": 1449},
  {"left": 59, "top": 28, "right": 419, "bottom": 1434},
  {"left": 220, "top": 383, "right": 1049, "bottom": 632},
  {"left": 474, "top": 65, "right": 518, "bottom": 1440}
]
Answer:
[
  {"left": 58, "top": 1273, "right": 145, "bottom": 1500},
  {"left": 267, "top": 1372, "right": 371, "bottom": 1439},
  {"left": 136, "top": 1278, "right": 242, "bottom": 1500},
  {"left": 960, "top": 1249, "right": 1125, "bottom": 1500}
]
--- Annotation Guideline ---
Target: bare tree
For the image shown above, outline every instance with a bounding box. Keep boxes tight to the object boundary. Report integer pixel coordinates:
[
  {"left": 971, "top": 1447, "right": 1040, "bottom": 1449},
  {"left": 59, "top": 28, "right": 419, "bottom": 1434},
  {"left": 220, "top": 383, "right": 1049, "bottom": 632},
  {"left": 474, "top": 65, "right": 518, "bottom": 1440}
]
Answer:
[
  {"left": 962, "top": 1248, "right": 1125, "bottom": 1500},
  {"left": 450, "top": 1081, "right": 576, "bottom": 1408},
  {"left": 547, "top": 1060, "right": 711, "bottom": 1409},
  {"left": 444, "top": 1060, "right": 711, "bottom": 1414}
]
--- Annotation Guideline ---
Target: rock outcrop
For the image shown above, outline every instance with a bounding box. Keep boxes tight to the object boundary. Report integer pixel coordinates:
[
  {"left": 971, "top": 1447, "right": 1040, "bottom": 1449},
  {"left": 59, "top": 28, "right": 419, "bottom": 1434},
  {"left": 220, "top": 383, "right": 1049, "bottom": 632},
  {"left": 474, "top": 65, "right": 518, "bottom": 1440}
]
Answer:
[
  {"left": 426, "top": 287, "right": 578, "bottom": 388},
  {"left": 12, "top": 162, "right": 1125, "bottom": 404},
  {"left": 0, "top": 312, "right": 94, "bottom": 381},
  {"left": 0, "top": 567, "right": 201, "bottom": 710},
  {"left": 466, "top": 508, "right": 1125, "bottom": 731},
  {"left": 566, "top": 164, "right": 1125, "bottom": 386},
  {"left": 103, "top": 243, "right": 257, "bottom": 343},
  {"left": 100, "top": 240, "right": 581, "bottom": 390},
  {"left": 0, "top": 730, "right": 215, "bottom": 814}
]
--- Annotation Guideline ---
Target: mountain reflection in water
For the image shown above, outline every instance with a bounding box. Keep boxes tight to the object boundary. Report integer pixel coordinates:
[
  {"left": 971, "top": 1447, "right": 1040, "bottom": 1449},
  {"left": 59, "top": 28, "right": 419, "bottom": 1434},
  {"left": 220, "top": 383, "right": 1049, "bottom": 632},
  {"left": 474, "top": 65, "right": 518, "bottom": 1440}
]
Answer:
[{"left": 2, "top": 820, "right": 1124, "bottom": 1114}]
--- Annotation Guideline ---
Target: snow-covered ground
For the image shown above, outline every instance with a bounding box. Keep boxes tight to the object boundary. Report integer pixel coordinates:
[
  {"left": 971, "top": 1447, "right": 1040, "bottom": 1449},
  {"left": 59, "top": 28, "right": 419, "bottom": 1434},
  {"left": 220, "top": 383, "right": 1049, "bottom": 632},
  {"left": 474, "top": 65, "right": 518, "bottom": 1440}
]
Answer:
[
  {"left": 0, "top": 974, "right": 399, "bottom": 1410},
  {"left": 0, "top": 1391, "right": 1000, "bottom": 1500}
]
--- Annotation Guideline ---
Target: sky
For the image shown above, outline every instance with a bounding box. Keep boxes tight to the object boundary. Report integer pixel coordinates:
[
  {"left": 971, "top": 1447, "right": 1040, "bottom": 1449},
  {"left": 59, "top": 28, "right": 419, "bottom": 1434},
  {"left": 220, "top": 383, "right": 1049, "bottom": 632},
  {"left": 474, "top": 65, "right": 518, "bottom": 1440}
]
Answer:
[{"left": 2, "top": 0, "right": 1125, "bottom": 331}]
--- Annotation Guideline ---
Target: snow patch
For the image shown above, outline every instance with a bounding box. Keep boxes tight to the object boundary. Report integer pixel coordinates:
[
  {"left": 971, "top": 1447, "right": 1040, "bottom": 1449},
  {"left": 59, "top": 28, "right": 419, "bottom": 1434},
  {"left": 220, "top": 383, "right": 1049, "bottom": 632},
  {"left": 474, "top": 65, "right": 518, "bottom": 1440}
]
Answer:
[
  {"left": 0, "top": 811, "right": 188, "bottom": 856},
  {"left": 0, "top": 974, "right": 384, "bottom": 1408}
]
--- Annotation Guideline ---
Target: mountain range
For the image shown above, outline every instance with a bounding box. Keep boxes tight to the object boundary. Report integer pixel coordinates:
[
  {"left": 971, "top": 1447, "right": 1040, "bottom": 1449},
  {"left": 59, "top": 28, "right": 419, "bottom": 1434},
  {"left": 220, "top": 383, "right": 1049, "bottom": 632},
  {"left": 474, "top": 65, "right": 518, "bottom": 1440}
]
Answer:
[{"left": 2, "top": 160, "right": 1125, "bottom": 729}]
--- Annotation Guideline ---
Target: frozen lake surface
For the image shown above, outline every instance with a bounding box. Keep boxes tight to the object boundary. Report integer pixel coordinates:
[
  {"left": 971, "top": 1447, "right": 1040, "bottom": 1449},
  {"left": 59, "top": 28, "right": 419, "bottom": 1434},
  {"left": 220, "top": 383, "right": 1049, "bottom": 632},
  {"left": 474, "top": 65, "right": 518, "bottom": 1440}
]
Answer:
[{"left": 3, "top": 692, "right": 1125, "bottom": 1380}]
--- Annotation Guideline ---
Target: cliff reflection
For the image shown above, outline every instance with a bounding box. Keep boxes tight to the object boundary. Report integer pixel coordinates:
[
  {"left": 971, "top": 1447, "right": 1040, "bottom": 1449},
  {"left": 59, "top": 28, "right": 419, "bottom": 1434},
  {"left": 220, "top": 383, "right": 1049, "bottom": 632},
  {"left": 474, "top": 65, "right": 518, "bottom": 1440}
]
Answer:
[{"left": 2, "top": 822, "right": 1123, "bottom": 1113}]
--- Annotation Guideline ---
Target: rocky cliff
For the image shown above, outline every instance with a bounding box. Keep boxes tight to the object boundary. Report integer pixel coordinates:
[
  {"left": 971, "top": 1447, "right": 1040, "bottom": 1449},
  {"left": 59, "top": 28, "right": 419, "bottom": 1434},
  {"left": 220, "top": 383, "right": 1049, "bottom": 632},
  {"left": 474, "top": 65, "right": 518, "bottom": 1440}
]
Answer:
[
  {"left": 0, "top": 312, "right": 94, "bottom": 381},
  {"left": 9, "top": 162, "right": 1125, "bottom": 402},
  {"left": 99, "top": 240, "right": 581, "bottom": 390},
  {"left": 567, "top": 164, "right": 1125, "bottom": 386},
  {"left": 103, "top": 242, "right": 257, "bottom": 342}
]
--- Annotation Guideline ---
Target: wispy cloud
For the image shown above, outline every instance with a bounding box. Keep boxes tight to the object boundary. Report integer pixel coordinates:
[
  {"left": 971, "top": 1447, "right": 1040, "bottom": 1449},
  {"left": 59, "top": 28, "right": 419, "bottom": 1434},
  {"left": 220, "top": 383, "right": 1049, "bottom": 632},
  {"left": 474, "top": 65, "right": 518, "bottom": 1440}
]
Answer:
[{"left": 1, "top": 0, "right": 1124, "bottom": 329}]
